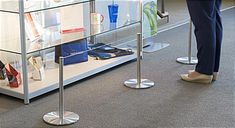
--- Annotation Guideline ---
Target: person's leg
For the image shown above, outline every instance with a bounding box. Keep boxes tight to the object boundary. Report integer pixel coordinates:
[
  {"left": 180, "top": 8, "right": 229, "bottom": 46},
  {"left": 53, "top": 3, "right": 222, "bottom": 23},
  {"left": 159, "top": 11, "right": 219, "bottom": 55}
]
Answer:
[
  {"left": 214, "top": 0, "right": 223, "bottom": 73},
  {"left": 186, "top": 0, "right": 217, "bottom": 75}
]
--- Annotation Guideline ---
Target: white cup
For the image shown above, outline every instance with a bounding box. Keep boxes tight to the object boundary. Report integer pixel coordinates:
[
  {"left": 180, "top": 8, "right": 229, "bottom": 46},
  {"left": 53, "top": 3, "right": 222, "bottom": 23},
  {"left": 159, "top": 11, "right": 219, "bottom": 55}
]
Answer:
[
  {"left": 91, "top": 24, "right": 102, "bottom": 34},
  {"left": 91, "top": 13, "right": 104, "bottom": 25}
]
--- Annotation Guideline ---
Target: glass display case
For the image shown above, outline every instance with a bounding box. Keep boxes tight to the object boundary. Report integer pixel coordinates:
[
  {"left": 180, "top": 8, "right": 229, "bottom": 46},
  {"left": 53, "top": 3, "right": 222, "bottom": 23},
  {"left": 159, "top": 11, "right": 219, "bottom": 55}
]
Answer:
[{"left": 0, "top": 0, "right": 141, "bottom": 104}]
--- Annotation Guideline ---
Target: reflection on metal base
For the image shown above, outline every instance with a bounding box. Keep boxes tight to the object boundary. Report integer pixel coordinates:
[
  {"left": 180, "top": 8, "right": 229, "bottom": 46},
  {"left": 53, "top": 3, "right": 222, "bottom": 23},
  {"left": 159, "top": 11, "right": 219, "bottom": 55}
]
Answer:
[
  {"left": 143, "top": 43, "right": 170, "bottom": 53},
  {"left": 124, "top": 79, "right": 155, "bottom": 89},
  {"left": 43, "top": 111, "right": 79, "bottom": 126},
  {"left": 176, "top": 57, "right": 198, "bottom": 65}
]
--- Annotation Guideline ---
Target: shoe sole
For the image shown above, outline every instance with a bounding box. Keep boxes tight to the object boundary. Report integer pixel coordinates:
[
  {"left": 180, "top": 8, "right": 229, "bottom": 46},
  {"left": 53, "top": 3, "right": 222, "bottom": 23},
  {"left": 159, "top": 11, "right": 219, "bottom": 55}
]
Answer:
[
  {"left": 188, "top": 70, "right": 217, "bottom": 81},
  {"left": 181, "top": 74, "right": 212, "bottom": 84},
  {"left": 184, "top": 79, "right": 212, "bottom": 84}
]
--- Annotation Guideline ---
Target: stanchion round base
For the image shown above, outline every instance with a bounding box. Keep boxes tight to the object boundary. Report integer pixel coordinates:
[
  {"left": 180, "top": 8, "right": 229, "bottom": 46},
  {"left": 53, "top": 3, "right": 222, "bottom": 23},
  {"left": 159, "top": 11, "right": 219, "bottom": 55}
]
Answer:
[
  {"left": 176, "top": 57, "right": 198, "bottom": 65},
  {"left": 124, "top": 79, "right": 155, "bottom": 89},
  {"left": 43, "top": 111, "right": 79, "bottom": 126}
]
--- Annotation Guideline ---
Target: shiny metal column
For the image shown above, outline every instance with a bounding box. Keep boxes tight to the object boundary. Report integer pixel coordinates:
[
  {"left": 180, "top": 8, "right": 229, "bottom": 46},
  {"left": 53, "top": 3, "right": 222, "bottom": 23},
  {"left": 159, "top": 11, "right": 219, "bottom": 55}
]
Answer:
[
  {"left": 90, "top": 1, "right": 96, "bottom": 44},
  {"left": 161, "top": 0, "right": 165, "bottom": 14},
  {"left": 176, "top": 20, "right": 198, "bottom": 65},
  {"left": 19, "top": 0, "right": 30, "bottom": 104},
  {"left": 124, "top": 33, "right": 155, "bottom": 89},
  {"left": 140, "top": 0, "right": 143, "bottom": 56},
  {"left": 161, "top": 0, "right": 169, "bottom": 21},
  {"left": 43, "top": 57, "right": 79, "bottom": 126},
  {"left": 157, "top": 0, "right": 169, "bottom": 23}
]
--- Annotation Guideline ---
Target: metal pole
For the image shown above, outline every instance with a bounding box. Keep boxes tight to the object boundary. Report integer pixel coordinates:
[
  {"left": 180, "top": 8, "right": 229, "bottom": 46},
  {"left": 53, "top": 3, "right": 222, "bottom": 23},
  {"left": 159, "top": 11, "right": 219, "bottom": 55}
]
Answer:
[
  {"left": 156, "top": 0, "right": 169, "bottom": 23},
  {"left": 19, "top": 0, "right": 30, "bottom": 104},
  {"left": 90, "top": 1, "right": 96, "bottom": 44},
  {"left": 140, "top": 0, "right": 143, "bottom": 37},
  {"left": 137, "top": 33, "right": 142, "bottom": 87},
  {"left": 59, "top": 57, "right": 64, "bottom": 123},
  {"left": 161, "top": 0, "right": 165, "bottom": 14},
  {"left": 124, "top": 33, "right": 155, "bottom": 89},
  {"left": 139, "top": 0, "right": 143, "bottom": 56},
  {"left": 188, "top": 20, "right": 193, "bottom": 63},
  {"left": 176, "top": 19, "right": 198, "bottom": 65},
  {"left": 43, "top": 57, "right": 79, "bottom": 126},
  {"left": 90, "top": 0, "right": 95, "bottom": 13},
  {"left": 161, "top": 0, "right": 169, "bottom": 22}
]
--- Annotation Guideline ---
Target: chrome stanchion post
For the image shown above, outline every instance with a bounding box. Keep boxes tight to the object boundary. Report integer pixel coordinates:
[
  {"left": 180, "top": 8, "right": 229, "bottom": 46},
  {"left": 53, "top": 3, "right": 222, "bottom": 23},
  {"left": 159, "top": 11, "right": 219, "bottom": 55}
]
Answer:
[
  {"left": 162, "top": 0, "right": 169, "bottom": 22},
  {"left": 59, "top": 57, "right": 65, "bottom": 123},
  {"left": 43, "top": 57, "right": 79, "bottom": 126},
  {"left": 124, "top": 33, "right": 155, "bottom": 89},
  {"left": 188, "top": 20, "right": 192, "bottom": 63},
  {"left": 157, "top": 0, "right": 169, "bottom": 23},
  {"left": 161, "top": 0, "right": 165, "bottom": 14},
  {"left": 90, "top": 1, "right": 96, "bottom": 44},
  {"left": 137, "top": 33, "right": 142, "bottom": 88},
  {"left": 176, "top": 20, "right": 198, "bottom": 65}
]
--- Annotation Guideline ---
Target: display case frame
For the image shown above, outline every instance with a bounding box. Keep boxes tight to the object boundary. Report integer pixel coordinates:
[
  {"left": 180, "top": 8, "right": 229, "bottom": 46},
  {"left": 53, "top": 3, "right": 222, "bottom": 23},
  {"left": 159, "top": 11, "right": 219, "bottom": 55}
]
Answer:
[{"left": 0, "top": 0, "right": 143, "bottom": 104}]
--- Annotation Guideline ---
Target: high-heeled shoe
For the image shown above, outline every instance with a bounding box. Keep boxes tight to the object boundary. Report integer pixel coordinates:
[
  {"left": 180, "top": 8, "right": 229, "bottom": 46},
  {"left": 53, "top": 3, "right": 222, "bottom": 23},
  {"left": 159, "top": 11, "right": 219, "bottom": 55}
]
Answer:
[
  {"left": 188, "top": 70, "right": 218, "bottom": 81},
  {"left": 181, "top": 72, "right": 213, "bottom": 84},
  {"left": 28, "top": 56, "right": 45, "bottom": 81},
  {"left": 0, "top": 61, "right": 7, "bottom": 80},
  {"left": 5, "top": 64, "right": 21, "bottom": 88}
]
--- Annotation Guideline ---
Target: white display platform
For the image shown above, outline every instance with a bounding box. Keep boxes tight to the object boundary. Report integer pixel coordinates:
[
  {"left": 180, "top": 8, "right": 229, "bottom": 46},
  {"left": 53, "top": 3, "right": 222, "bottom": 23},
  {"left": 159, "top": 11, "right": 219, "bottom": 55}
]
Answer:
[{"left": 0, "top": 52, "right": 136, "bottom": 100}]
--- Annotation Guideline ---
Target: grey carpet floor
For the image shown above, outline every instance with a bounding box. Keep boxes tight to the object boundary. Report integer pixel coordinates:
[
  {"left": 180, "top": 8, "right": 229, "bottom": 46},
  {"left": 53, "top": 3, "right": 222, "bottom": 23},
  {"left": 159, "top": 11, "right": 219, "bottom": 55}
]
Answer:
[{"left": 0, "top": 7, "right": 234, "bottom": 128}]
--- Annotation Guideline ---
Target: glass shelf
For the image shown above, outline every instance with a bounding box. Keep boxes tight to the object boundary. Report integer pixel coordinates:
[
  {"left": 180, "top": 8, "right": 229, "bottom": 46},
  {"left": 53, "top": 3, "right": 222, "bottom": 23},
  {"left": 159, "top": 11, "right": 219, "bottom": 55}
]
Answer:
[
  {"left": 0, "top": 11, "right": 21, "bottom": 54},
  {"left": 0, "top": 0, "right": 140, "bottom": 54},
  {"left": 0, "top": 0, "right": 94, "bottom": 14},
  {"left": 0, "top": 0, "right": 19, "bottom": 14},
  {"left": 27, "top": 20, "right": 140, "bottom": 54},
  {"left": 0, "top": 20, "right": 140, "bottom": 54}
]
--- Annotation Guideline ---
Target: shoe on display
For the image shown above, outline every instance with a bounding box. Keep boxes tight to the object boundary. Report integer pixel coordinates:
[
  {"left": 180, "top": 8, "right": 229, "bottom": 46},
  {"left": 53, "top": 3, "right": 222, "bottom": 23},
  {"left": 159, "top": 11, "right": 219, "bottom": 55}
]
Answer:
[
  {"left": 5, "top": 64, "right": 22, "bottom": 88},
  {"left": 28, "top": 56, "right": 45, "bottom": 81},
  {"left": 0, "top": 61, "right": 7, "bottom": 80},
  {"left": 181, "top": 71, "right": 213, "bottom": 84}
]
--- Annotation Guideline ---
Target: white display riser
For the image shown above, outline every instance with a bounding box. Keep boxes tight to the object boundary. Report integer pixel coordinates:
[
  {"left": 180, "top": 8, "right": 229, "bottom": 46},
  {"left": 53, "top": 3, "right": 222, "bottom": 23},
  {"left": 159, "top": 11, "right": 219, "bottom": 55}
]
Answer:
[{"left": 0, "top": 53, "right": 136, "bottom": 100}]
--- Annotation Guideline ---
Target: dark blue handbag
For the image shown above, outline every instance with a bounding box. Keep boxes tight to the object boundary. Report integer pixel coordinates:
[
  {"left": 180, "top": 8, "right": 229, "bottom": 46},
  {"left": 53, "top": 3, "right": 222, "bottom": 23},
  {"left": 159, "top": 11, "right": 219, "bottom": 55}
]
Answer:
[
  {"left": 55, "top": 39, "right": 88, "bottom": 65},
  {"left": 88, "top": 43, "right": 134, "bottom": 60}
]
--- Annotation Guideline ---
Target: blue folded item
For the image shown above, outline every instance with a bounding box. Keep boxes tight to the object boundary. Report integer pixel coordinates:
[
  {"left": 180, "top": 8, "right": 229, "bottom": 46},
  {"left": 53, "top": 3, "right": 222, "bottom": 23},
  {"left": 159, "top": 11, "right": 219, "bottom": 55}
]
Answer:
[
  {"left": 88, "top": 43, "right": 134, "bottom": 60},
  {"left": 88, "top": 50, "right": 112, "bottom": 59},
  {"left": 88, "top": 43, "right": 115, "bottom": 51},
  {"left": 55, "top": 39, "right": 88, "bottom": 65}
]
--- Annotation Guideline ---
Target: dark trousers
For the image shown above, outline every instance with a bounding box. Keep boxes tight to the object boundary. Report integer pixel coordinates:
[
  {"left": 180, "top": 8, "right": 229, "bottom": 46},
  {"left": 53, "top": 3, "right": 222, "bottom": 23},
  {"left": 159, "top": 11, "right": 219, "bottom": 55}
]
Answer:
[{"left": 186, "top": 0, "right": 223, "bottom": 75}]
